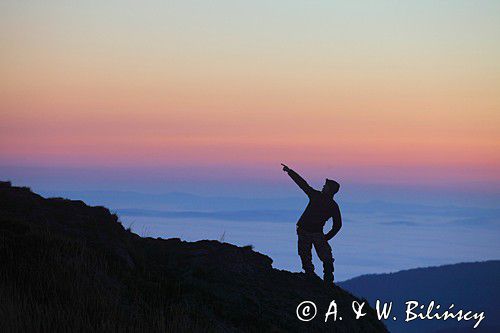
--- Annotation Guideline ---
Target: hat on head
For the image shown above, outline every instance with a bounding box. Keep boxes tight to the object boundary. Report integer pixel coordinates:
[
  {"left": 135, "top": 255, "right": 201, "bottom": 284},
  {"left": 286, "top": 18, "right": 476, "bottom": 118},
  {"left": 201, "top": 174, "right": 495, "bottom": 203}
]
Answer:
[{"left": 325, "top": 179, "right": 340, "bottom": 193}]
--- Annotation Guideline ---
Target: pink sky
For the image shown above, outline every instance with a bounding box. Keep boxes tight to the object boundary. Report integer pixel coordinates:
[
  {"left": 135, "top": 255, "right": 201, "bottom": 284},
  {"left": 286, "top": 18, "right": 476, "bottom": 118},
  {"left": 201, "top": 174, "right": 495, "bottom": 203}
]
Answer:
[{"left": 1, "top": 1, "right": 499, "bottom": 188}]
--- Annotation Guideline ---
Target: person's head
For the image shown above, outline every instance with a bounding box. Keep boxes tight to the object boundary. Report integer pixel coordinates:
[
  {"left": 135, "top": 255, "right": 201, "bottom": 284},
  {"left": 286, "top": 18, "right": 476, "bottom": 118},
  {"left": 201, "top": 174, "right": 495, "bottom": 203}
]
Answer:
[{"left": 322, "top": 179, "right": 340, "bottom": 196}]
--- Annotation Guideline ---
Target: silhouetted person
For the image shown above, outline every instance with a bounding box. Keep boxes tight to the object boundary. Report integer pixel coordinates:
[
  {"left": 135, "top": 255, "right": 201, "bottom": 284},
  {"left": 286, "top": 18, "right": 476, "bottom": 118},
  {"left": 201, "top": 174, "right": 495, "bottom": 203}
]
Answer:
[{"left": 281, "top": 163, "right": 342, "bottom": 285}]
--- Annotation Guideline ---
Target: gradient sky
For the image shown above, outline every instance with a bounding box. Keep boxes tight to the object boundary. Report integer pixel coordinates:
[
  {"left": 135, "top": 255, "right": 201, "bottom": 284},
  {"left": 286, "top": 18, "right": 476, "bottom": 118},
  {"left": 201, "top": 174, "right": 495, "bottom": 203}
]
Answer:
[{"left": 1, "top": 1, "right": 499, "bottom": 191}]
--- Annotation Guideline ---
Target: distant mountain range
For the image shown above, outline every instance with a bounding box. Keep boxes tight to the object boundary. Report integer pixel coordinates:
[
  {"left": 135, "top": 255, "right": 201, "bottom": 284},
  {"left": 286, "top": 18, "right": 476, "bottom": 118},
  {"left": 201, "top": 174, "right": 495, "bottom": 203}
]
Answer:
[
  {"left": 40, "top": 189, "right": 500, "bottom": 226},
  {"left": 340, "top": 261, "right": 500, "bottom": 333}
]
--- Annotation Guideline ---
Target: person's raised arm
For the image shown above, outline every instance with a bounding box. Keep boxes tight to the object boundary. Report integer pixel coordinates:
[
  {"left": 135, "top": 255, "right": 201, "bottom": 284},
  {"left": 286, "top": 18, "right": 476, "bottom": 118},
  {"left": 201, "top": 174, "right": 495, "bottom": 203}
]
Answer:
[
  {"left": 325, "top": 202, "right": 342, "bottom": 241},
  {"left": 281, "top": 163, "right": 315, "bottom": 197}
]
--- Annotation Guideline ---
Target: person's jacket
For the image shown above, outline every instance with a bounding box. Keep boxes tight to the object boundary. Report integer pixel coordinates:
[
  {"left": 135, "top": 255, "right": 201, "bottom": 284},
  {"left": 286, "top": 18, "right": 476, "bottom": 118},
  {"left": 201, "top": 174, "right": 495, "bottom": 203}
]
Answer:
[{"left": 286, "top": 169, "right": 342, "bottom": 240}]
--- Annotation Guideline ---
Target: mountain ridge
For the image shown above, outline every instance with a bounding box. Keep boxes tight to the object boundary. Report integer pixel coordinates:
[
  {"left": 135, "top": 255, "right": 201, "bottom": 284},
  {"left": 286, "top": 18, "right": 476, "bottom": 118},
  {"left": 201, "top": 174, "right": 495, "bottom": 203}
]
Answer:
[
  {"left": 340, "top": 261, "right": 500, "bottom": 333},
  {"left": 0, "top": 181, "right": 386, "bottom": 332}
]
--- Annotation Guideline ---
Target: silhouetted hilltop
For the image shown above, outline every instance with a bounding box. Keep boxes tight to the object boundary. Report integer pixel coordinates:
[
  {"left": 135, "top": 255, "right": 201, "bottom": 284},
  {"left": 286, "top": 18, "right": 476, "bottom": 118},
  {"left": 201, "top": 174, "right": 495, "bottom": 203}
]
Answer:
[
  {"left": 340, "top": 261, "right": 500, "bottom": 333},
  {"left": 0, "top": 181, "right": 386, "bottom": 332}
]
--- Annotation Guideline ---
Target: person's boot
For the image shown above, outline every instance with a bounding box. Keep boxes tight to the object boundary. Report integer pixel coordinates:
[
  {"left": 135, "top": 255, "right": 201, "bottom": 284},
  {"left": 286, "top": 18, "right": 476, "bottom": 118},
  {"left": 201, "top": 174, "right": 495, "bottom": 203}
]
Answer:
[
  {"left": 305, "top": 270, "right": 320, "bottom": 281},
  {"left": 323, "top": 272, "right": 334, "bottom": 287}
]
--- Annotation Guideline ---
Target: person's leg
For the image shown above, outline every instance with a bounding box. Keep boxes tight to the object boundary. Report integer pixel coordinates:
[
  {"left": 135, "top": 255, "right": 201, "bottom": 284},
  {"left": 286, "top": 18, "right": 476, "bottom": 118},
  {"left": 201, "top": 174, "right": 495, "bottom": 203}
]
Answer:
[
  {"left": 312, "top": 234, "right": 335, "bottom": 284},
  {"left": 297, "top": 229, "right": 314, "bottom": 274}
]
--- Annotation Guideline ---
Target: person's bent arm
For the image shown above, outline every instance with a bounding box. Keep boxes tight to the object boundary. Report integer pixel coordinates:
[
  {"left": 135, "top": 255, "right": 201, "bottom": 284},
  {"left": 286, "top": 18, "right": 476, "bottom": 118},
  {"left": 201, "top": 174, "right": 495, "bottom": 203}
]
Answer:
[
  {"left": 325, "top": 204, "right": 342, "bottom": 241},
  {"left": 282, "top": 164, "right": 315, "bottom": 197}
]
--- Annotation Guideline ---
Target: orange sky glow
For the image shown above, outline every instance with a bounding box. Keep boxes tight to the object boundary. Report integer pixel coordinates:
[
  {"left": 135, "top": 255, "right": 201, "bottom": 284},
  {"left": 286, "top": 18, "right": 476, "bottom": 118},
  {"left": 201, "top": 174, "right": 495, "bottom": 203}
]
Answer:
[{"left": 1, "top": 1, "right": 499, "bottom": 187}]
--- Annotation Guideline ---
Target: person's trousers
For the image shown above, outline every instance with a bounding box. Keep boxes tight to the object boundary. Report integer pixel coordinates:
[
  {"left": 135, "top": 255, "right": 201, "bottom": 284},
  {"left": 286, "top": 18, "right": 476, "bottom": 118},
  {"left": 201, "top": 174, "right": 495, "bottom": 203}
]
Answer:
[{"left": 297, "top": 226, "right": 334, "bottom": 281}]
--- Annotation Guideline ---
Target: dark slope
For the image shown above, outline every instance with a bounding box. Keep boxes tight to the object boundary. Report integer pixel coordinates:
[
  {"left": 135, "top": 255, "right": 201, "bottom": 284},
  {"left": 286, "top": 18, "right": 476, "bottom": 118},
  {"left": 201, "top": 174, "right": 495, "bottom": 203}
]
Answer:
[
  {"left": 0, "top": 181, "right": 386, "bottom": 332},
  {"left": 340, "top": 261, "right": 500, "bottom": 333}
]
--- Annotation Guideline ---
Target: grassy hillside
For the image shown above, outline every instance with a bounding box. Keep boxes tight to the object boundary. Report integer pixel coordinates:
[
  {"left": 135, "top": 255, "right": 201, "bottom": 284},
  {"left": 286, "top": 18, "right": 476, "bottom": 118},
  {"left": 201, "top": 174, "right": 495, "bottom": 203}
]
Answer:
[{"left": 0, "top": 181, "right": 386, "bottom": 332}]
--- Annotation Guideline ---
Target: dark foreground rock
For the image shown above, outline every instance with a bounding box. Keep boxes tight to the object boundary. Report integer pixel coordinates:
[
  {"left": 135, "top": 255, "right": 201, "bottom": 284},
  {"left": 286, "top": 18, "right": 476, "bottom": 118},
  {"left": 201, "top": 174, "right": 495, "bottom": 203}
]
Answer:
[{"left": 0, "top": 181, "right": 386, "bottom": 332}]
